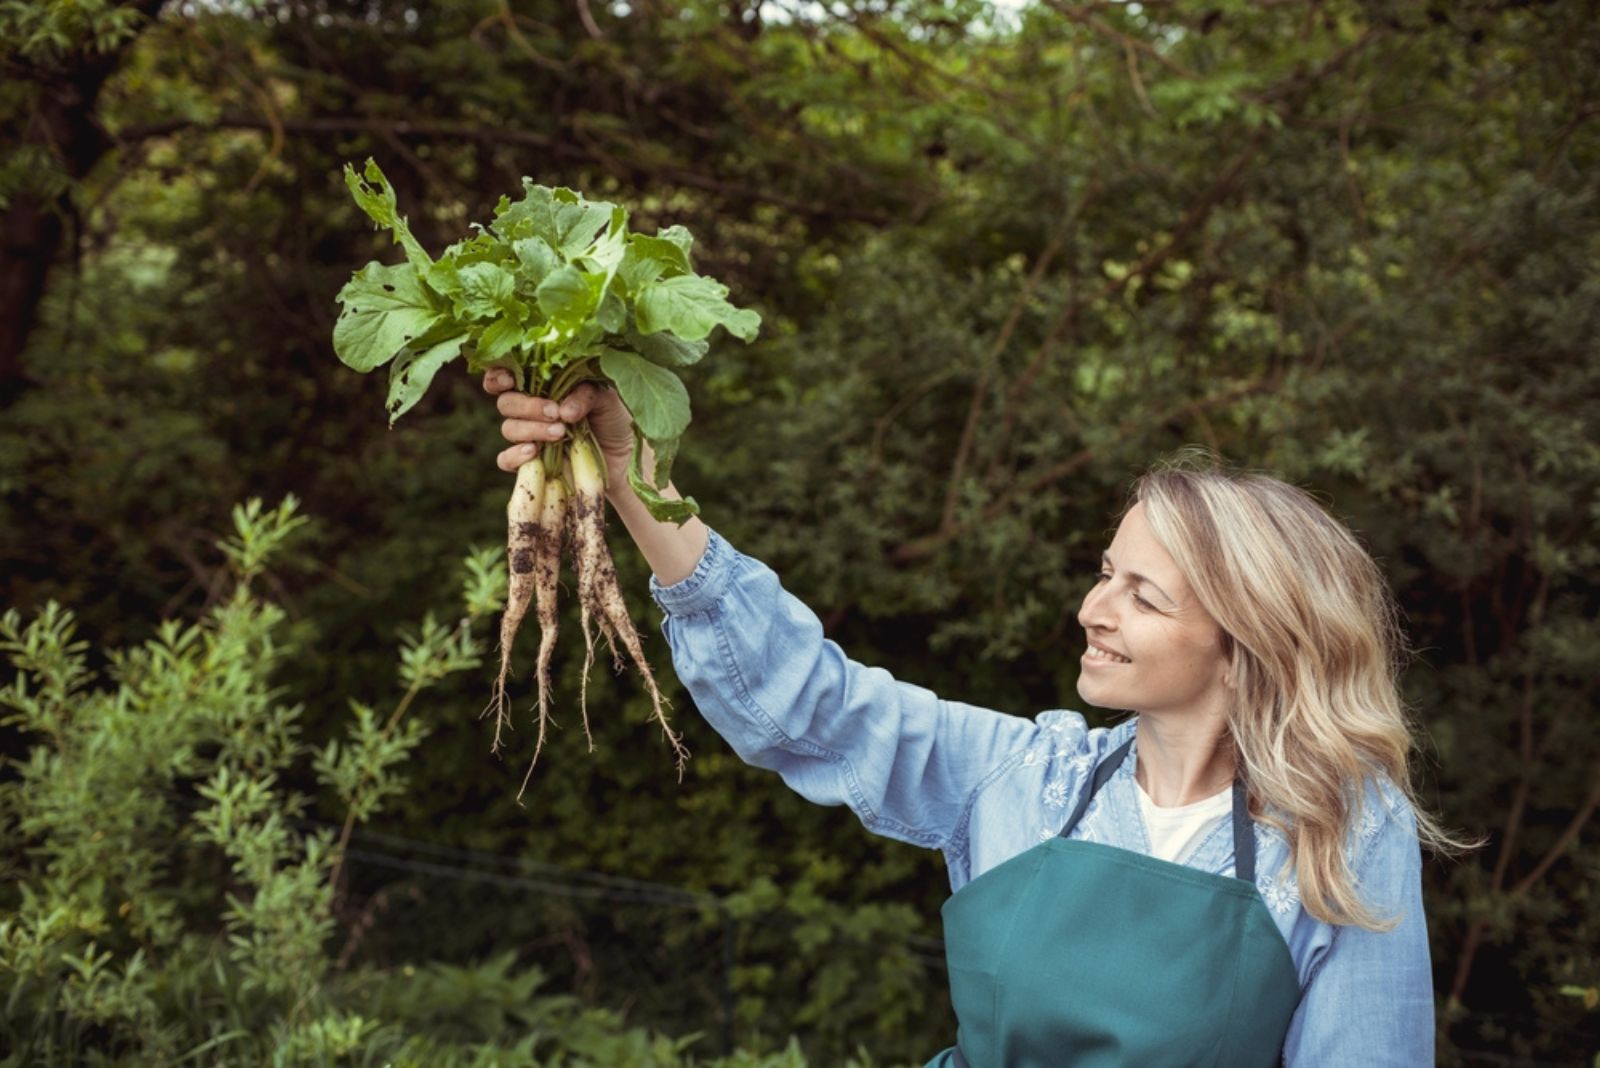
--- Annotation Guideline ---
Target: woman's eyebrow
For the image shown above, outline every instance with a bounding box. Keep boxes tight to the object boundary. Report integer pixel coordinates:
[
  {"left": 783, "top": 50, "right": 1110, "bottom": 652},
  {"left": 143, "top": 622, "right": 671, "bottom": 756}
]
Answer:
[{"left": 1100, "top": 553, "right": 1178, "bottom": 608}]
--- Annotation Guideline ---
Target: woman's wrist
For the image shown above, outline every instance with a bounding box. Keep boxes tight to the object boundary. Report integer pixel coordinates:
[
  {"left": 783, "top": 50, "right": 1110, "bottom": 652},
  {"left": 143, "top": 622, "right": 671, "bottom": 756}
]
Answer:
[
  {"left": 603, "top": 463, "right": 631, "bottom": 501},
  {"left": 607, "top": 486, "right": 709, "bottom": 586}
]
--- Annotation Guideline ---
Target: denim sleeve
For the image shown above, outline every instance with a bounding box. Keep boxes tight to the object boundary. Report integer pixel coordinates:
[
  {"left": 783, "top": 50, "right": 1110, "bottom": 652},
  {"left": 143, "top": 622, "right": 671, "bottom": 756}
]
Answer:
[
  {"left": 1280, "top": 794, "right": 1435, "bottom": 1066},
  {"left": 649, "top": 529, "right": 1038, "bottom": 850}
]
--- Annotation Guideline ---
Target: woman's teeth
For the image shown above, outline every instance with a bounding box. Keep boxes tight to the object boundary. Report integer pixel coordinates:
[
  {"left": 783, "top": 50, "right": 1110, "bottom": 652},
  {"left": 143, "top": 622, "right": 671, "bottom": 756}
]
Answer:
[{"left": 1085, "top": 645, "right": 1131, "bottom": 664}]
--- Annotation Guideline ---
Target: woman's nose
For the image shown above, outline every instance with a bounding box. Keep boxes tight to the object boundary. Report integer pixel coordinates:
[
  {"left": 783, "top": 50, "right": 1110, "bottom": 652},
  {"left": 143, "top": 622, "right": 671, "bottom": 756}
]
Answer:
[{"left": 1077, "top": 582, "right": 1115, "bottom": 633}]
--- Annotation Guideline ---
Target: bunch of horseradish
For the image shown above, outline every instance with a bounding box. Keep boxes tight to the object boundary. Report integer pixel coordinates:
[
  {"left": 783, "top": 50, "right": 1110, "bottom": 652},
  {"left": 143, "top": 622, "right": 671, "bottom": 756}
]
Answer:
[{"left": 332, "top": 159, "right": 760, "bottom": 796}]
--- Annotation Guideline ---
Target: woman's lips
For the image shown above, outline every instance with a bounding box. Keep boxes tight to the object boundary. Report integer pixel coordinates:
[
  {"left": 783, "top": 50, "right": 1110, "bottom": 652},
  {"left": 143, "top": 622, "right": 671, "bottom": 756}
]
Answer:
[{"left": 1083, "top": 643, "right": 1131, "bottom": 665}]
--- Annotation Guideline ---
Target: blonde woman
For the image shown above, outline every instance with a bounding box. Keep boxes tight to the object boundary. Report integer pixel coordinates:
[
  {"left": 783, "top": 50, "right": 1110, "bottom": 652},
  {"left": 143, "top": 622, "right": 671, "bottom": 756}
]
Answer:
[{"left": 488, "top": 374, "right": 1452, "bottom": 1066}]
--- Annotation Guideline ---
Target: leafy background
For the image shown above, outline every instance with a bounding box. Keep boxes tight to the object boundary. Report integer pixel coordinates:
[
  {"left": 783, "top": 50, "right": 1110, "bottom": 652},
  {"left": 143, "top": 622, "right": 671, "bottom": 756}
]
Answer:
[{"left": 1, "top": 0, "right": 1597, "bottom": 1064}]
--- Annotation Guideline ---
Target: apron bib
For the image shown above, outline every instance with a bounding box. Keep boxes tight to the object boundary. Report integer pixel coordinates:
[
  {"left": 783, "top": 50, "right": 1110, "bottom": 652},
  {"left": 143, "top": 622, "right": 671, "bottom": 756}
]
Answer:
[{"left": 926, "top": 738, "right": 1300, "bottom": 1068}]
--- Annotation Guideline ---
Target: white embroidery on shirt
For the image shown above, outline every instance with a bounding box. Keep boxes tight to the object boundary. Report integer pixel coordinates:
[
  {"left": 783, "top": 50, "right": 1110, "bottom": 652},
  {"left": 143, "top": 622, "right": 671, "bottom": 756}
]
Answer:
[
  {"left": 1042, "top": 779, "right": 1070, "bottom": 809},
  {"left": 1037, "top": 824, "right": 1056, "bottom": 842},
  {"left": 1021, "top": 746, "right": 1040, "bottom": 768},
  {"left": 1259, "top": 873, "right": 1301, "bottom": 916},
  {"left": 1359, "top": 803, "right": 1383, "bottom": 841}
]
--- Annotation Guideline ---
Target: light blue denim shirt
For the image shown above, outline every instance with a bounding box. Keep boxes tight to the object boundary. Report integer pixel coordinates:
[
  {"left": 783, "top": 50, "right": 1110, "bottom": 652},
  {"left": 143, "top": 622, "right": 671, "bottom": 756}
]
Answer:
[{"left": 651, "top": 530, "right": 1435, "bottom": 1066}]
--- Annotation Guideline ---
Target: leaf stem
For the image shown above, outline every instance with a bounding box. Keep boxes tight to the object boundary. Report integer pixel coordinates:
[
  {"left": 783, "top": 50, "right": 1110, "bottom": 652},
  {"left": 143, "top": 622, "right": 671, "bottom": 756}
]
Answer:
[{"left": 548, "top": 357, "right": 595, "bottom": 402}]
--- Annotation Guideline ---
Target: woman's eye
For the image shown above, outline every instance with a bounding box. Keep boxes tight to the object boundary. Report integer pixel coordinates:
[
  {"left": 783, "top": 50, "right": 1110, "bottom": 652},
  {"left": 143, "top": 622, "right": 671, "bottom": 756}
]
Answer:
[{"left": 1093, "top": 570, "right": 1156, "bottom": 610}]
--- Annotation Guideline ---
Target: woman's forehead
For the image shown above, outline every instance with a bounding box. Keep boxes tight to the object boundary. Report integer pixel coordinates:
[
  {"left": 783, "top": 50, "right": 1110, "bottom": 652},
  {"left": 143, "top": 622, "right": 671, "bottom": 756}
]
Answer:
[{"left": 1107, "top": 504, "right": 1189, "bottom": 594}]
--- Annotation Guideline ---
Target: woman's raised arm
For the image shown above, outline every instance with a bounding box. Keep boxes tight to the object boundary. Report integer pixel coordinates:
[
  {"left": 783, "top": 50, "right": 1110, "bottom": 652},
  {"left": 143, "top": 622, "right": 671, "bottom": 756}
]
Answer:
[{"left": 484, "top": 369, "right": 1038, "bottom": 847}]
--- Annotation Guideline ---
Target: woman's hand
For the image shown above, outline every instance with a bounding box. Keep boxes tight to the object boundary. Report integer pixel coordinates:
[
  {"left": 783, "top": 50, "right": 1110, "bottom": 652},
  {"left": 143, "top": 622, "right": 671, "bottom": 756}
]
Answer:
[
  {"left": 485, "top": 368, "right": 707, "bottom": 583},
  {"left": 484, "top": 370, "right": 635, "bottom": 483}
]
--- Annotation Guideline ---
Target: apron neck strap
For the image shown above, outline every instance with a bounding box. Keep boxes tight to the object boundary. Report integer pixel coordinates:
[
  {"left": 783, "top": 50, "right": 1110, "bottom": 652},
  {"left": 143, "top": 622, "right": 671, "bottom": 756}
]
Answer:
[
  {"left": 1231, "top": 777, "right": 1255, "bottom": 884},
  {"left": 1058, "top": 734, "right": 1257, "bottom": 883},
  {"left": 1058, "top": 738, "right": 1133, "bottom": 836}
]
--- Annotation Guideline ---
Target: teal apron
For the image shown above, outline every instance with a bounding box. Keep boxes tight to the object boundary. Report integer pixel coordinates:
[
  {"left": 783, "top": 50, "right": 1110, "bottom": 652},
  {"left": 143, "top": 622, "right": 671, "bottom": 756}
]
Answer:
[{"left": 925, "top": 738, "right": 1300, "bottom": 1067}]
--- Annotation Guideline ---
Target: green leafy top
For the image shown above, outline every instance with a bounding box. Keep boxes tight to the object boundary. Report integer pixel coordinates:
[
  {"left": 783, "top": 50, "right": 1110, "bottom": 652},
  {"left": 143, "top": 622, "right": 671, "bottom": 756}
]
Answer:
[{"left": 332, "top": 158, "right": 761, "bottom": 523}]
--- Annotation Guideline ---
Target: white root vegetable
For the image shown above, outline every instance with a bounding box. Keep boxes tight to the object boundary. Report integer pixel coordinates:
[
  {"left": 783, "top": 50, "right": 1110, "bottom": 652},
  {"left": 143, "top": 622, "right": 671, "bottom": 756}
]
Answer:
[
  {"left": 495, "top": 431, "right": 690, "bottom": 798},
  {"left": 484, "top": 456, "right": 545, "bottom": 755},
  {"left": 569, "top": 435, "right": 690, "bottom": 781},
  {"left": 518, "top": 473, "right": 568, "bottom": 802}
]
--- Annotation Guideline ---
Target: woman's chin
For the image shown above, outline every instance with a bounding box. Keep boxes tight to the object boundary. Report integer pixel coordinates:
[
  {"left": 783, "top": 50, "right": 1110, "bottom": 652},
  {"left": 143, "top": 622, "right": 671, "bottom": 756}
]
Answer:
[{"left": 1076, "top": 679, "right": 1121, "bottom": 710}]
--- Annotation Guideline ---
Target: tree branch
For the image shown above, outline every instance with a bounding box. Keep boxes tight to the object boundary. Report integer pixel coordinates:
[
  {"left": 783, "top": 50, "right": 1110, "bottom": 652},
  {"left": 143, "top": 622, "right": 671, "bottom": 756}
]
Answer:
[
  {"left": 890, "top": 374, "right": 1273, "bottom": 564},
  {"left": 1510, "top": 771, "right": 1600, "bottom": 898},
  {"left": 992, "top": 134, "right": 1261, "bottom": 447},
  {"left": 111, "top": 115, "right": 893, "bottom": 223},
  {"left": 939, "top": 206, "right": 1078, "bottom": 536}
]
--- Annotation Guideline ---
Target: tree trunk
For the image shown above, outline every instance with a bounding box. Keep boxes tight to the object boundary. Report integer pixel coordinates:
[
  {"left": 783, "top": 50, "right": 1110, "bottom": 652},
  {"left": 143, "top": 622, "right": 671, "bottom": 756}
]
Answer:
[{"left": 0, "top": 0, "right": 168, "bottom": 408}]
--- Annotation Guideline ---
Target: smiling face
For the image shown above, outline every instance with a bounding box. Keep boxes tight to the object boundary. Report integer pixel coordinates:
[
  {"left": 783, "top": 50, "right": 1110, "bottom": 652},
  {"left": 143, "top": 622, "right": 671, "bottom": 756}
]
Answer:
[{"left": 1075, "top": 502, "right": 1233, "bottom": 718}]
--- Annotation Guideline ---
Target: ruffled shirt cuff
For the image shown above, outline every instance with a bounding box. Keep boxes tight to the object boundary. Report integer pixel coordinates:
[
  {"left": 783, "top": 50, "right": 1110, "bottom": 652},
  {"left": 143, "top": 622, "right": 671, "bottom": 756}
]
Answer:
[{"left": 648, "top": 527, "right": 736, "bottom": 617}]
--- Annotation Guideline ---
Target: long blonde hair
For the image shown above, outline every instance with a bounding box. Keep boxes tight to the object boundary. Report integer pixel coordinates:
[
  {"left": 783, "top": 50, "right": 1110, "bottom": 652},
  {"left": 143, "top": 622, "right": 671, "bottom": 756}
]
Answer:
[{"left": 1131, "top": 454, "right": 1471, "bottom": 931}]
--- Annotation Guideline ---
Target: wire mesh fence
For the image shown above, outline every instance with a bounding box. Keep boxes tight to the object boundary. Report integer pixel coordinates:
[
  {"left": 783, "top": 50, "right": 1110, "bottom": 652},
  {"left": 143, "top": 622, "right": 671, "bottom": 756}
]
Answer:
[{"left": 310, "top": 818, "right": 953, "bottom": 1061}]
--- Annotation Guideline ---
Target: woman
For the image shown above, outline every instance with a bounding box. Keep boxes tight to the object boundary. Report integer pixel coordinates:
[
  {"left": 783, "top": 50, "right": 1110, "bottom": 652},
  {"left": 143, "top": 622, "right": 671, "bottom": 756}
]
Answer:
[{"left": 487, "top": 373, "right": 1452, "bottom": 1066}]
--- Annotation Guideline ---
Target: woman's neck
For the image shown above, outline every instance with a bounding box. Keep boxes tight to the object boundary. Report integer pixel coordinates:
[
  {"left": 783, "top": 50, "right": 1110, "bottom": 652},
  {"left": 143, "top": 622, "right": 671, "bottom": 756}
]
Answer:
[{"left": 1134, "top": 711, "right": 1235, "bottom": 808}]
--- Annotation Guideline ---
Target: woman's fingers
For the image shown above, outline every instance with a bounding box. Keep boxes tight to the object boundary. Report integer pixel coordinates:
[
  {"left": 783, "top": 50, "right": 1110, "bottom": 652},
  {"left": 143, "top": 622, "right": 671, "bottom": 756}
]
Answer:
[
  {"left": 488, "top": 376, "right": 607, "bottom": 474},
  {"left": 558, "top": 382, "right": 604, "bottom": 422},
  {"left": 502, "top": 417, "right": 566, "bottom": 444},
  {"left": 491, "top": 379, "right": 604, "bottom": 425},
  {"left": 488, "top": 373, "right": 557, "bottom": 472},
  {"left": 497, "top": 443, "right": 539, "bottom": 473},
  {"left": 497, "top": 391, "right": 562, "bottom": 421}
]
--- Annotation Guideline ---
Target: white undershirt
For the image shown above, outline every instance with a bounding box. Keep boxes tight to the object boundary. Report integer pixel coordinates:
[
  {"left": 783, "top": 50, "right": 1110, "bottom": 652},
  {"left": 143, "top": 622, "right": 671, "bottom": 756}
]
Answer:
[{"left": 1135, "top": 780, "right": 1233, "bottom": 864}]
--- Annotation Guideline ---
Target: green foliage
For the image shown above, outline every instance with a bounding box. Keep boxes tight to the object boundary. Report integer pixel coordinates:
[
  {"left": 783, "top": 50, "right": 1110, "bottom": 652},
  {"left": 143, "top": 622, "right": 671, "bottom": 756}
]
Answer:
[
  {"left": 0, "top": 0, "right": 146, "bottom": 62},
  {"left": 0, "top": 499, "right": 878, "bottom": 1065},
  {"left": 335, "top": 159, "right": 760, "bottom": 521}
]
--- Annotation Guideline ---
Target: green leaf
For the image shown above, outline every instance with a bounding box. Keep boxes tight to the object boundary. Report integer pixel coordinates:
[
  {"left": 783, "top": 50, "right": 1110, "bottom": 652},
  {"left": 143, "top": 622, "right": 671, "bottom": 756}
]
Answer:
[
  {"left": 617, "top": 246, "right": 669, "bottom": 295},
  {"left": 657, "top": 224, "right": 694, "bottom": 265},
  {"left": 635, "top": 275, "right": 760, "bottom": 342},
  {"left": 428, "top": 232, "right": 502, "bottom": 296},
  {"left": 617, "top": 226, "right": 693, "bottom": 296},
  {"left": 578, "top": 220, "right": 628, "bottom": 292},
  {"left": 491, "top": 184, "right": 559, "bottom": 244},
  {"left": 649, "top": 432, "right": 682, "bottom": 489},
  {"left": 493, "top": 182, "right": 616, "bottom": 255},
  {"left": 632, "top": 232, "right": 693, "bottom": 274},
  {"left": 628, "top": 434, "right": 699, "bottom": 525},
  {"left": 598, "top": 348, "right": 691, "bottom": 441},
  {"left": 333, "top": 262, "right": 443, "bottom": 373},
  {"left": 387, "top": 332, "right": 468, "bottom": 425},
  {"left": 536, "top": 266, "right": 599, "bottom": 335},
  {"left": 475, "top": 317, "right": 522, "bottom": 366},
  {"left": 453, "top": 262, "right": 517, "bottom": 320},
  {"left": 595, "top": 291, "right": 626, "bottom": 333},
  {"left": 512, "top": 237, "right": 559, "bottom": 285},
  {"left": 549, "top": 188, "right": 617, "bottom": 255},
  {"left": 344, "top": 159, "right": 433, "bottom": 275},
  {"left": 521, "top": 323, "right": 552, "bottom": 351},
  {"left": 624, "top": 328, "right": 709, "bottom": 369}
]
